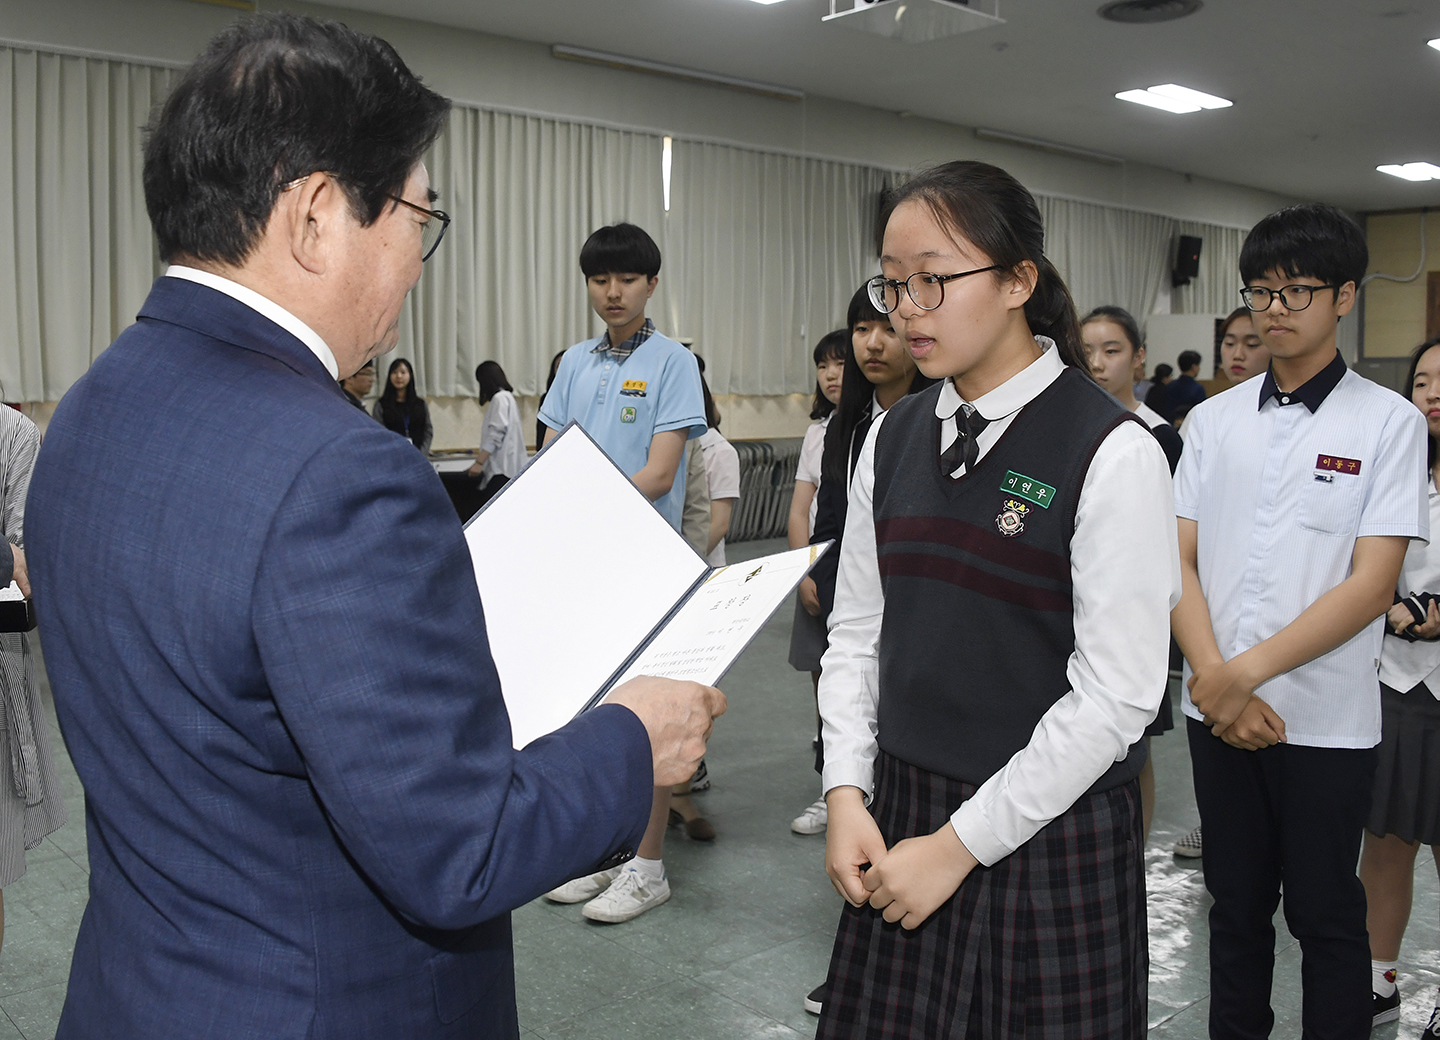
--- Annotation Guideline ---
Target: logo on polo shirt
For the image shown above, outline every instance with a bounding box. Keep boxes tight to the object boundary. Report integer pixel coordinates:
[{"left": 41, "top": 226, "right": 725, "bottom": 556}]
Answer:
[
  {"left": 620, "top": 380, "right": 648, "bottom": 398},
  {"left": 996, "top": 498, "right": 1030, "bottom": 538},
  {"left": 620, "top": 406, "right": 637, "bottom": 423}
]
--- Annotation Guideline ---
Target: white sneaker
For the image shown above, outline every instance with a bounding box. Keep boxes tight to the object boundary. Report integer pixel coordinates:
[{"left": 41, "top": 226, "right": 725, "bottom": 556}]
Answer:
[
  {"left": 544, "top": 866, "right": 620, "bottom": 904},
  {"left": 581, "top": 866, "right": 670, "bottom": 923},
  {"left": 791, "top": 798, "right": 828, "bottom": 835}
]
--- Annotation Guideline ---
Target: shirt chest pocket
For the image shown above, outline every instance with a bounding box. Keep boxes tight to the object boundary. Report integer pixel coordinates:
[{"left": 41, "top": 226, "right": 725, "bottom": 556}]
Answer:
[{"left": 1298, "top": 472, "right": 1364, "bottom": 535}]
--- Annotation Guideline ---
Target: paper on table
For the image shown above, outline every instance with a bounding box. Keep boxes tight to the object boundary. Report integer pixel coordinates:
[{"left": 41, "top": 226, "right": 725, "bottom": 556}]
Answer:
[
  {"left": 611, "top": 543, "right": 829, "bottom": 688},
  {"left": 463, "top": 424, "right": 709, "bottom": 750}
]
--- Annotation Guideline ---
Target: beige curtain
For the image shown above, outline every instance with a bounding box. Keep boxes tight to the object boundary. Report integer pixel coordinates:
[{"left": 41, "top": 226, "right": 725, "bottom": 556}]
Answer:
[
  {"left": 0, "top": 42, "right": 1253, "bottom": 403},
  {"left": 0, "top": 47, "right": 175, "bottom": 402},
  {"left": 1173, "top": 221, "right": 1248, "bottom": 316},
  {"left": 387, "top": 107, "right": 667, "bottom": 397},
  {"left": 661, "top": 141, "right": 892, "bottom": 397},
  {"left": 1040, "top": 196, "right": 1177, "bottom": 321}
]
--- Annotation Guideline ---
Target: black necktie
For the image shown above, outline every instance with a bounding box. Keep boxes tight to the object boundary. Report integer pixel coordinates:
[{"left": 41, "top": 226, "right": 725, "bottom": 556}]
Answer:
[{"left": 939, "top": 407, "right": 990, "bottom": 476}]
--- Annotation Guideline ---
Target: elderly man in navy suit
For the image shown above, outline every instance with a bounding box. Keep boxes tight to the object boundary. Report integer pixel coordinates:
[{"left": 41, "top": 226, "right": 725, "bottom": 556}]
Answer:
[{"left": 26, "top": 14, "right": 724, "bottom": 1040}]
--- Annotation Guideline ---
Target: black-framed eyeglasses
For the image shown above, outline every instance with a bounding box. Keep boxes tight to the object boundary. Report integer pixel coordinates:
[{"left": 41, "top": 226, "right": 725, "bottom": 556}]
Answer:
[
  {"left": 387, "top": 195, "right": 451, "bottom": 262},
  {"left": 279, "top": 176, "right": 450, "bottom": 262},
  {"left": 1239, "top": 283, "right": 1338, "bottom": 313},
  {"left": 867, "top": 266, "right": 1004, "bottom": 314}
]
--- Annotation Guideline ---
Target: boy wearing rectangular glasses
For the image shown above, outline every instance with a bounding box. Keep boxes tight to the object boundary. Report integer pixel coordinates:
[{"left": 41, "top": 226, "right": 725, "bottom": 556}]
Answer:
[{"left": 1171, "top": 203, "right": 1428, "bottom": 1039}]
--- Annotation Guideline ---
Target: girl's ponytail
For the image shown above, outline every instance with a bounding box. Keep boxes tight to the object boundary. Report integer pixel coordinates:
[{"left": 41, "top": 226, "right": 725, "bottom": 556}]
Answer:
[{"left": 1026, "top": 255, "right": 1085, "bottom": 370}]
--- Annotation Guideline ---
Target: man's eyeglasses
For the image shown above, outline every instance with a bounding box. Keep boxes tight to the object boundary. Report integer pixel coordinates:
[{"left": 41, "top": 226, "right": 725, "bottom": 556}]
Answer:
[
  {"left": 1239, "top": 284, "right": 1338, "bottom": 313},
  {"left": 279, "top": 176, "right": 450, "bottom": 262},
  {"left": 387, "top": 195, "right": 450, "bottom": 262},
  {"left": 866, "top": 266, "right": 1003, "bottom": 314}
]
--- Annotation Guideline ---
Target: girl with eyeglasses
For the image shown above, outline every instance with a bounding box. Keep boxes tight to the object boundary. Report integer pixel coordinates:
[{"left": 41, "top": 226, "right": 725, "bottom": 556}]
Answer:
[{"left": 813, "top": 161, "right": 1179, "bottom": 1040}]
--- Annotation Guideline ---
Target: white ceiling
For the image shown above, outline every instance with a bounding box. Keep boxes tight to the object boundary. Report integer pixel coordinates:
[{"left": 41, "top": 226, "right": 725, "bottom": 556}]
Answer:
[{"left": 302, "top": 0, "right": 1440, "bottom": 213}]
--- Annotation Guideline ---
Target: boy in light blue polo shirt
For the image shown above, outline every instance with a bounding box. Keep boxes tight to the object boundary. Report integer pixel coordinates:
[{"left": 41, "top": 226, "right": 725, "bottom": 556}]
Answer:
[
  {"left": 538, "top": 222, "right": 706, "bottom": 924},
  {"left": 537, "top": 223, "right": 705, "bottom": 531}
]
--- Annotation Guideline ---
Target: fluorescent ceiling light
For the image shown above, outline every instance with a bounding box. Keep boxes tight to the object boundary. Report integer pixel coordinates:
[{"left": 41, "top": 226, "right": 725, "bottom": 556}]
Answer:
[
  {"left": 1377, "top": 162, "right": 1440, "bottom": 182},
  {"left": 1116, "top": 83, "right": 1232, "bottom": 114},
  {"left": 745, "top": 0, "right": 789, "bottom": 4},
  {"left": 1428, "top": 38, "right": 1440, "bottom": 51}
]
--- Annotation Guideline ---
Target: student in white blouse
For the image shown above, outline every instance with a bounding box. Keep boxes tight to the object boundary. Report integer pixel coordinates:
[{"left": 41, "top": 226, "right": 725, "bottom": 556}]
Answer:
[
  {"left": 1360, "top": 337, "right": 1440, "bottom": 1034},
  {"left": 814, "top": 161, "right": 1178, "bottom": 1040},
  {"left": 468, "top": 361, "right": 526, "bottom": 506}
]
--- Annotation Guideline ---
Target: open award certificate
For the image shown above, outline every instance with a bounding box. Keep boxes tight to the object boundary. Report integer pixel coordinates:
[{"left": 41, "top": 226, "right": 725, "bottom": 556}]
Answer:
[{"left": 462, "top": 423, "right": 829, "bottom": 749}]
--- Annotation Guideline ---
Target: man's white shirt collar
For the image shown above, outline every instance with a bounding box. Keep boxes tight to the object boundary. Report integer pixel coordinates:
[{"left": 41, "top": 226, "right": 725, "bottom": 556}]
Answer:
[
  {"left": 934, "top": 335, "right": 1062, "bottom": 423},
  {"left": 165, "top": 265, "right": 339, "bottom": 379}
]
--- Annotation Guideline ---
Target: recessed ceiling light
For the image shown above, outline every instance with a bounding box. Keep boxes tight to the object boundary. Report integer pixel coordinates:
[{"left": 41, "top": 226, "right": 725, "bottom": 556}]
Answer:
[
  {"left": 1116, "top": 83, "right": 1232, "bottom": 113},
  {"left": 1377, "top": 162, "right": 1440, "bottom": 182},
  {"left": 1098, "top": 0, "right": 1202, "bottom": 24},
  {"left": 1429, "top": 38, "right": 1440, "bottom": 51},
  {"left": 745, "top": 0, "right": 788, "bottom": 4}
]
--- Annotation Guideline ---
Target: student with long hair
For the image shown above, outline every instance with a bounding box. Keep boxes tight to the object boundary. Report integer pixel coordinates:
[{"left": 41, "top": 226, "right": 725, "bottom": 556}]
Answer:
[
  {"left": 787, "top": 329, "right": 847, "bottom": 837},
  {"left": 1082, "top": 305, "right": 1183, "bottom": 844},
  {"left": 467, "top": 360, "right": 525, "bottom": 507},
  {"left": 796, "top": 292, "right": 935, "bottom": 901},
  {"left": 535, "top": 350, "right": 565, "bottom": 452},
  {"left": 814, "top": 161, "right": 1179, "bottom": 1038},
  {"left": 1361, "top": 337, "right": 1440, "bottom": 1034},
  {"left": 373, "top": 357, "right": 432, "bottom": 454}
]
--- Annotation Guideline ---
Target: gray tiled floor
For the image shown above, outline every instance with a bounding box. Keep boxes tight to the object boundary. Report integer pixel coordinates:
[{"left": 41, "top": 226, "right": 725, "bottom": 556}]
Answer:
[{"left": 2, "top": 536, "right": 1438, "bottom": 1038}]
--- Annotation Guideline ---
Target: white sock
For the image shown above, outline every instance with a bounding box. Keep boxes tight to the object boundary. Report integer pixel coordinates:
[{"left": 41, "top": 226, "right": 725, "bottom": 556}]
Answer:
[
  {"left": 629, "top": 856, "right": 665, "bottom": 881},
  {"left": 1372, "top": 959, "right": 1398, "bottom": 996}
]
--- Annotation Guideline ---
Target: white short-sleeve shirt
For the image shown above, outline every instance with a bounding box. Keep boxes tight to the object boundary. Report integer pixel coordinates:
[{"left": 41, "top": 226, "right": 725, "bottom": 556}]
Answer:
[
  {"left": 1173, "top": 354, "right": 1430, "bottom": 748},
  {"left": 795, "top": 416, "right": 829, "bottom": 536},
  {"left": 1379, "top": 477, "right": 1440, "bottom": 699},
  {"left": 698, "top": 427, "right": 740, "bottom": 567}
]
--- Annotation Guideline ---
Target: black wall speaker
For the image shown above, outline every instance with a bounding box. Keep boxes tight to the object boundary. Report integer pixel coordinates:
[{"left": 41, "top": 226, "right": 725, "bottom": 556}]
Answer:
[{"left": 1173, "top": 235, "right": 1203, "bottom": 287}]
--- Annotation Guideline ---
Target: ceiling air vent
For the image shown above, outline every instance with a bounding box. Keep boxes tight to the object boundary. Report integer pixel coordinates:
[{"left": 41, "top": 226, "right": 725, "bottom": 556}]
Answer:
[{"left": 1097, "top": 0, "right": 1202, "bottom": 24}]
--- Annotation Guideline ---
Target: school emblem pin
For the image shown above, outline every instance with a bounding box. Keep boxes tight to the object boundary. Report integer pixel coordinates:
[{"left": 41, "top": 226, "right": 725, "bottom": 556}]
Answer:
[
  {"left": 996, "top": 497, "right": 1030, "bottom": 537},
  {"left": 620, "top": 406, "right": 637, "bottom": 423}
]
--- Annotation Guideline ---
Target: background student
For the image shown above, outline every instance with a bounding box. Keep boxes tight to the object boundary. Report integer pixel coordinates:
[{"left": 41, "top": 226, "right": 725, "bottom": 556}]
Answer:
[
  {"left": 1081, "top": 304, "right": 1183, "bottom": 840},
  {"left": 538, "top": 222, "right": 707, "bottom": 924},
  {"left": 1167, "top": 349, "right": 1208, "bottom": 424},
  {"left": 816, "top": 160, "right": 1177, "bottom": 1039},
  {"left": 798, "top": 286, "right": 935, "bottom": 864},
  {"left": 339, "top": 358, "right": 375, "bottom": 409},
  {"left": 1172, "top": 202, "right": 1427, "bottom": 1040},
  {"left": 693, "top": 357, "right": 740, "bottom": 567},
  {"left": 535, "top": 349, "right": 565, "bottom": 451},
  {"left": 373, "top": 356, "right": 432, "bottom": 453},
  {"left": 0, "top": 406, "right": 64, "bottom": 957},
  {"left": 1361, "top": 337, "right": 1440, "bottom": 1034},
  {"left": 1145, "top": 361, "right": 1175, "bottom": 421},
  {"left": 787, "top": 329, "right": 847, "bottom": 837},
  {"left": 1218, "top": 306, "right": 1270, "bottom": 385},
  {"left": 467, "top": 360, "right": 526, "bottom": 507}
]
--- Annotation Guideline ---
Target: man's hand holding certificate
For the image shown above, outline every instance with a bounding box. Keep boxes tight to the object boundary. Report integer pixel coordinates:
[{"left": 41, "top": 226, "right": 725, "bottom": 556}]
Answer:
[{"left": 604, "top": 676, "right": 726, "bottom": 787}]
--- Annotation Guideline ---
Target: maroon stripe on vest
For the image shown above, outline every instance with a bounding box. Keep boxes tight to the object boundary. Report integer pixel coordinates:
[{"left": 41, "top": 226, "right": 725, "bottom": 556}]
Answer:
[
  {"left": 876, "top": 515, "right": 1070, "bottom": 584},
  {"left": 879, "top": 552, "right": 1072, "bottom": 612}
]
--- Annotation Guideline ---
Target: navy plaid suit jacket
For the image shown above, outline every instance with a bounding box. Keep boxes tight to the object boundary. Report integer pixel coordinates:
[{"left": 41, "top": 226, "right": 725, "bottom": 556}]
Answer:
[{"left": 28, "top": 277, "right": 653, "bottom": 1039}]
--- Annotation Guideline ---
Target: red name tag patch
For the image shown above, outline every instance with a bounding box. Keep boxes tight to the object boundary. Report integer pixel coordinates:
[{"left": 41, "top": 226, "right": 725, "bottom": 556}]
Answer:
[{"left": 1315, "top": 454, "right": 1362, "bottom": 475}]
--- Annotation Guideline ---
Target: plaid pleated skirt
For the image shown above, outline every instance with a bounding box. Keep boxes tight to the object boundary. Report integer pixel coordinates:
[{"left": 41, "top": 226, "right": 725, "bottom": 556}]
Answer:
[{"left": 817, "top": 751, "right": 1147, "bottom": 1040}]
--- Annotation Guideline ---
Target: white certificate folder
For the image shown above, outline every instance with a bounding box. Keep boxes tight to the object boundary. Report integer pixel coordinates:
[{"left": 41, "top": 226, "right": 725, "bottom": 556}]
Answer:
[{"left": 463, "top": 423, "right": 830, "bottom": 749}]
